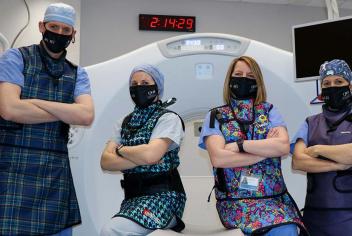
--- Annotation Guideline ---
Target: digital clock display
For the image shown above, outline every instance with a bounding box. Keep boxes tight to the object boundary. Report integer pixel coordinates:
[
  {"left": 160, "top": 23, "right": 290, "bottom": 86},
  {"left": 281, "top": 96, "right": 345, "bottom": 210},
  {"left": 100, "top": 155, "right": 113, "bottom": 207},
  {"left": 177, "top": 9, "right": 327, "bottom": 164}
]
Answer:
[{"left": 139, "top": 14, "right": 196, "bottom": 32}]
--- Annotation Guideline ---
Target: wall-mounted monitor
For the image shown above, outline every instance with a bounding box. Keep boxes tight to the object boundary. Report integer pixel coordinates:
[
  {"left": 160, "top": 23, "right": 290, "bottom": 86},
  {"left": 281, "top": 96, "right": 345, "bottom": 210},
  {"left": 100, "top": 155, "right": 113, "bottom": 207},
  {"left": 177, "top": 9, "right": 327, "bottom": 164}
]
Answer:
[{"left": 292, "top": 16, "right": 352, "bottom": 82}]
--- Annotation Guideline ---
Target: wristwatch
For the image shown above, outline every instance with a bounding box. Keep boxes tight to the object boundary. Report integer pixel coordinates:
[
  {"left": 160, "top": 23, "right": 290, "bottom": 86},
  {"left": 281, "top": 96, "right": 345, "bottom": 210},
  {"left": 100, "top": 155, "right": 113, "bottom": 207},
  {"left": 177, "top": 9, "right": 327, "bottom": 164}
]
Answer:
[
  {"left": 115, "top": 144, "right": 124, "bottom": 157},
  {"left": 236, "top": 139, "right": 245, "bottom": 153}
]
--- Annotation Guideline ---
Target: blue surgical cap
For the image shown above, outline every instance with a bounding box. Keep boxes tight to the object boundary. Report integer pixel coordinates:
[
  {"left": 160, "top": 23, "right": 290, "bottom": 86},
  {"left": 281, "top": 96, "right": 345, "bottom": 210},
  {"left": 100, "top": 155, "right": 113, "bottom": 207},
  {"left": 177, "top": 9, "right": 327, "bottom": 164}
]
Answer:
[
  {"left": 319, "top": 59, "right": 352, "bottom": 83},
  {"left": 129, "top": 64, "right": 165, "bottom": 98},
  {"left": 44, "top": 3, "right": 76, "bottom": 27}
]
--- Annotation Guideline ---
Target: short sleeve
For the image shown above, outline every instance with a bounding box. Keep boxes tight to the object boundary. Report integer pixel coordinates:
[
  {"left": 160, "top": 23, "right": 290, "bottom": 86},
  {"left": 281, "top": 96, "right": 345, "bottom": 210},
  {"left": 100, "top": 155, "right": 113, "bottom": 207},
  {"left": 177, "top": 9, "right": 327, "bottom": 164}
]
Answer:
[
  {"left": 269, "top": 106, "right": 286, "bottom": 128},
  {"left": 74, "top": 66, "right": 91, "bottom": 98},
  {"left": 111, "top": 119, "right": 123, "bottom": 144},
  {"left": 198, "top": 111, "right": 223, "bottom": 150},
  {"left": 0, "top": 48, "right": 24, "bottom": 87},
  {"left": 150, "top": 112, "right": 184, "bottom": 151},
  {"left": 289, "top": 121, "right": 308, "bottom": 154}
]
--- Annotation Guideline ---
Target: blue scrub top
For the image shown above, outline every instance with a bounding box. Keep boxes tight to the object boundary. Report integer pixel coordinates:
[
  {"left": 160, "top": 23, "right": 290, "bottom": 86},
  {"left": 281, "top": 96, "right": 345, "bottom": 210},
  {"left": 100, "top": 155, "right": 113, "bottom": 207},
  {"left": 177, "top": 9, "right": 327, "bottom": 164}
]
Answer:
[
  {"left": 0, "top": 48, "right": 91, "bottom": 98},
  {"left": 289, "top": 121, "right": 308, "bottom": 154}
]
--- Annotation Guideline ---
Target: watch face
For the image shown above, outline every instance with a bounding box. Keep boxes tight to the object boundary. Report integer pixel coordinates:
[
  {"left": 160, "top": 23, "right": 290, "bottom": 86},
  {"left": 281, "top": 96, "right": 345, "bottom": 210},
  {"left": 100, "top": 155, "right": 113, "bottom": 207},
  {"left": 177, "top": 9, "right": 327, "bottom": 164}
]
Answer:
[
  {"left": 139, "top": 14, "right": 196, "bottom": 32},
  {"left": 237, "top": 139, "right": 245, "bottom": 152}
]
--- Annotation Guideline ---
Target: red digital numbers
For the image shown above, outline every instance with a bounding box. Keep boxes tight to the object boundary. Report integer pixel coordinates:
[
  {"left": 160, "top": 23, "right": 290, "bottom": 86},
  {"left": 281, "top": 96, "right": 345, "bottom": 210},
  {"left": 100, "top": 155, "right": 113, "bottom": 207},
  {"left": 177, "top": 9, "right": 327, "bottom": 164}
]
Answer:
[
  {"left": 140, "top": 14, "right": 195, "bottom": 32},
  {"left": 164, "top": 17, "right": 193, "bottom": 30},
  {"left": 168, "top": 18, "right": 176, "bottom": 28},
  {"left": 177, "top": 18, "right": 185, "bottom": 29},
  {"left": 150, "top": 16, "right": 159, "bottom": 28},
  {"left": 186, "top": 18, "right": 194, "bottom": 30}
]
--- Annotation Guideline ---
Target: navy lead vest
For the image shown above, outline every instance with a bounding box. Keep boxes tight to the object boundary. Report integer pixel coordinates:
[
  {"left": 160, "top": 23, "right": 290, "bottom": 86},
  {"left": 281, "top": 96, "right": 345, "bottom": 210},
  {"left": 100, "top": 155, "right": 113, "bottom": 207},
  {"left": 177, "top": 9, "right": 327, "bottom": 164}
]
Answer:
[
  {"left": 0, "top": 44, "right": 76, "bottom": 153},
  {"left": 306, "top": 108, "right": 352, "bottom": 210}
]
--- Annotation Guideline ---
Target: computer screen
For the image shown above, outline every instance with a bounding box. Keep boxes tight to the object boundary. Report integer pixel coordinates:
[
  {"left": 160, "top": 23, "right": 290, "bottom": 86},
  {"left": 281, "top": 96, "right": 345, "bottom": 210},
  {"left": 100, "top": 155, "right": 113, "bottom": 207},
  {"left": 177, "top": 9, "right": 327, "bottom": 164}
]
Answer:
[{"left": 292, "top": 16, "right": 352, "bottom": 82}]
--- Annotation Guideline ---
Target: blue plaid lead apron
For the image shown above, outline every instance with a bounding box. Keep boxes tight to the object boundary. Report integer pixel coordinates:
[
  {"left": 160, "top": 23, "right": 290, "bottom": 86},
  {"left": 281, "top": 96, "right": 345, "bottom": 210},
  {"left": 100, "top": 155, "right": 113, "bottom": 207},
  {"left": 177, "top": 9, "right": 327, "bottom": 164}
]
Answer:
[
  {"left": 0, "top": 44, "right": 81, "bottom": 235},
  {"left": 114, "top": 102, "right": 186, "bottom": 229}
]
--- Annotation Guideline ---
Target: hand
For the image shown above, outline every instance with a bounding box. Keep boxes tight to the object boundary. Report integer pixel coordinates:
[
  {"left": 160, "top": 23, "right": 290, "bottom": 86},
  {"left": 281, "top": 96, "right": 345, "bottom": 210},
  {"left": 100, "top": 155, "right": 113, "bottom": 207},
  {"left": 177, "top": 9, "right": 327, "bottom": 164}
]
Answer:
[
  {"left": 304, "top": 145, "right": 320, "bottom": 158},
  {"left": 224, "top": 142, "right": 239, "bottom": 153},
  {"left": 106, "top": 141, "right": 118, "bottom": 154},
  {"left": 267, "top": 128, "right": 280, "bottom": 139}
]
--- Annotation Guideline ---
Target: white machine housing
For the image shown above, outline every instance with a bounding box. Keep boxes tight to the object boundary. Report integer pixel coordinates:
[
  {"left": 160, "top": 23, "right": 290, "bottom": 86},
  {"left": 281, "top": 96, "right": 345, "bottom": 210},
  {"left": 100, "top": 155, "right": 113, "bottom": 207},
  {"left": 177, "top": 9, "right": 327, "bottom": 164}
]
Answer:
[{"left": 68, "top": 33, "right": 320, "bottom": 235}]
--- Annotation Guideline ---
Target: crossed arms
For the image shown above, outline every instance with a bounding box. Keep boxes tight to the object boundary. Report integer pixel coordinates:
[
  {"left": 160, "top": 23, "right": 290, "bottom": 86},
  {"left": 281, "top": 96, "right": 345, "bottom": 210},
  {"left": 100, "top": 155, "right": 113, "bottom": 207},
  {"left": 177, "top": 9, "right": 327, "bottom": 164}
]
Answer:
[
  {"left": 100, "top": 138, "right": 172, "bottom": 171},
  {"left": 205, "top": 126, "right": 289, "bottom": 168},
  {"left": 292, "top": 139, "right": 352, "bottom": 173},
  {"left": 0, "top": 82, "right": 94, "bottom": 125}
]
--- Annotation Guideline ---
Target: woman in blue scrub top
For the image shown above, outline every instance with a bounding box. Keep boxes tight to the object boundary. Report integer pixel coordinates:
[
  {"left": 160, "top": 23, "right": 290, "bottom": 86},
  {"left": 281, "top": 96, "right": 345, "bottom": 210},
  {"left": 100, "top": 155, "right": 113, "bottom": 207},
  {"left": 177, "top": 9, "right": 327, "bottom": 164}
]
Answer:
[
  {"left": 291, "top": 59, "right": 352, "bottom": 236},
  {"left": 199, "top": 56, "right": 307, "bottom": 236}
]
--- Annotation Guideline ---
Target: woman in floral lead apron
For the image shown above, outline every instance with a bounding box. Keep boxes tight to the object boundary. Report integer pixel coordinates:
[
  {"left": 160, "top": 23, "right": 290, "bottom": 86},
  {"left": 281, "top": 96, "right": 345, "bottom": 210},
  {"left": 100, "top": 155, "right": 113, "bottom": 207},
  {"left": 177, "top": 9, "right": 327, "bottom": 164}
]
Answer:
[{"left": 199, "top": 56, "right": 308, "bottom": 236}]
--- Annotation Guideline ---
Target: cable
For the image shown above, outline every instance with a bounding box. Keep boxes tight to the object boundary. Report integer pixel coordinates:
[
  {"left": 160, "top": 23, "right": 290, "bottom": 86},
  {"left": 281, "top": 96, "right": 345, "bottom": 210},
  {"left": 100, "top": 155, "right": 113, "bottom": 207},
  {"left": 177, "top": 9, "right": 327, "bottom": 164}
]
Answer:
[
  {"left": 0, "top": 32, "right": 10, "bottom": 52},
  {"left": 11, "top": 0, "right": 30, "bottom": 48},
  {"left": 309, "top": 0, "right": 340, "bottom": 105},
  {"left": 310, "top": 80, "right": 324, "bottom": 105},
  {"left": 325, "top": 0, "right": 340, "bottom": 19}
]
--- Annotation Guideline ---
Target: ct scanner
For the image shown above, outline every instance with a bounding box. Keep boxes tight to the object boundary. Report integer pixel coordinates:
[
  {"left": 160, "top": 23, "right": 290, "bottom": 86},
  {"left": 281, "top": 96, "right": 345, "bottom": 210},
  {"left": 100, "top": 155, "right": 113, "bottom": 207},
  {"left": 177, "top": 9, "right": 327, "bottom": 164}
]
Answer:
[{"left": 68, "top": 33, "right": 321, "bottom": 235}]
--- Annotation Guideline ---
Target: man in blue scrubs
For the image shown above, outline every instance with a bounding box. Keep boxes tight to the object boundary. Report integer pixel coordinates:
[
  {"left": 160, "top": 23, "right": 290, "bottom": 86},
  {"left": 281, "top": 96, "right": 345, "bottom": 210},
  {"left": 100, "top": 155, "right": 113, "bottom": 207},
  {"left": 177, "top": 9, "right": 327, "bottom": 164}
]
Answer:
[{"left": 0, "top": 3, "right": 94, "bottom": 235}]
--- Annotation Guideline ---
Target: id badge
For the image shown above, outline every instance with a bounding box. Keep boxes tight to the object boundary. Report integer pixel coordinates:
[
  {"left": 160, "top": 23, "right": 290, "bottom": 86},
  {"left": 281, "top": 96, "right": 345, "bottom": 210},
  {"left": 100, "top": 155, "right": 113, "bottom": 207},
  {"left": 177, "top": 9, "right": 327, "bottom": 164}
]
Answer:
[{"left": 239, "top": 171, "right": 260, "bottom": 191}]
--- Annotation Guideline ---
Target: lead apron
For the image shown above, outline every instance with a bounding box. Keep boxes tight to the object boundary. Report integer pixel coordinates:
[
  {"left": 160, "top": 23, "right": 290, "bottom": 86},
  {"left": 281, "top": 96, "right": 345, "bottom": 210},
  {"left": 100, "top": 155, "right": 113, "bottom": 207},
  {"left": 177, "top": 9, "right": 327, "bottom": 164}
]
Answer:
[
  {"left": 304, "top": 107, "right": 352, "bottom": 236},
  {"left": 0, "top": 44, "right": 81, "bottom": 235},
  {"left": 211, "top": 99, "right": 307, "bottom": 235},
  {"left": 114, "top": 102, "right": 186, "bottom": 230}
]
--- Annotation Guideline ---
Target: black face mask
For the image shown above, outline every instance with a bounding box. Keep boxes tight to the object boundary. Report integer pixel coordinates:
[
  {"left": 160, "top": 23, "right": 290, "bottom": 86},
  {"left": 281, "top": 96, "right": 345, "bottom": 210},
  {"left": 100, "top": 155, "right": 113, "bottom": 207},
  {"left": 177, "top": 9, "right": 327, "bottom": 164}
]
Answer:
[
  {"left": 321, "top": 85, "right": 352, "bottom": 111},
  {"left": 229, "top": 76, "right": 258, "bottom": 100},
  {"left": 130, "top": 85, "right": 158, "bottom": 108},
  {"left": 42, "top": 30, "right": 72, "bottom": 53}
]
